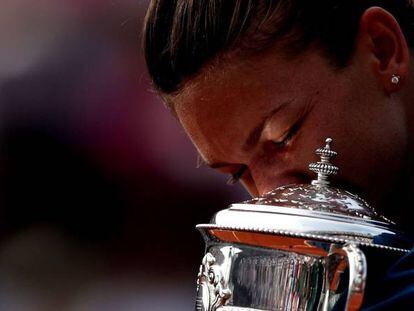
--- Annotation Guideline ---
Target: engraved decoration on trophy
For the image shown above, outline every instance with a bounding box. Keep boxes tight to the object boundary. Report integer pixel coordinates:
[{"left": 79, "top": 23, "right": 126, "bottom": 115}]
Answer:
[
  {"left": 194, "top": 137, "right": 412, "bottom": 311},
  {"left": 196, "top": 253, "right": 232, "bottom": 311}
]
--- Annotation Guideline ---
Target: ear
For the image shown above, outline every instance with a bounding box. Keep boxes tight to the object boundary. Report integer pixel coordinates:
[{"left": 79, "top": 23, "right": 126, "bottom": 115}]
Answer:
[{"left": 356, "top": 6, "right": 409, "bottom": 93}]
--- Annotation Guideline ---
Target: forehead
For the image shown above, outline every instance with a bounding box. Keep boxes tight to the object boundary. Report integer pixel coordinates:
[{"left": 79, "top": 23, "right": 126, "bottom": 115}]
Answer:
[
  {"left": 172, "top": 60, "right": 275, "bottom": 163},
  {"left": 169, "top": 50, "right": 326, "bottom": 163}
]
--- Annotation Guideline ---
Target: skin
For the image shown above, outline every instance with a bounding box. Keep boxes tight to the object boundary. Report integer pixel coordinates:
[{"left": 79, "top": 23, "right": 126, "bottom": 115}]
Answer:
[{"left": 169, "top": 7, "right": 414, "bottom": 231}]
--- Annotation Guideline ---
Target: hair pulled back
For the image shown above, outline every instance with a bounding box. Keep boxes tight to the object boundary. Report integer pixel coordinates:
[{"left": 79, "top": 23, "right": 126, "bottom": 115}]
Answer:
[{"left": 144, "top": 0, "right": 414, "bottom": 94}]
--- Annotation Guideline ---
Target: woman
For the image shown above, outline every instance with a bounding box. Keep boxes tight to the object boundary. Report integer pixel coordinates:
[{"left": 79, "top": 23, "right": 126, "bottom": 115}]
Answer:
[{"left": 144, "top": 0, "right": 414, "bottom": 309}]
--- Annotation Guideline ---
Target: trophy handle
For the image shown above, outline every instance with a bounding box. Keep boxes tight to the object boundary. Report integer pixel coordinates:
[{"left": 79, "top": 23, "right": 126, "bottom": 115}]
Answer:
[
  {"left": 342, "top": 243, "right": 367, "bottom": 311},
  {"left": 327, "top": 243, "right": 367, "bottom": 311}
]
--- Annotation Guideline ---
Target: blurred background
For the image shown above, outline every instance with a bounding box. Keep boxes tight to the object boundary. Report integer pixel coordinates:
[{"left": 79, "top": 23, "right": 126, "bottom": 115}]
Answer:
[{"left": 0, "top": 1, "right": 248, "bottom": 310}]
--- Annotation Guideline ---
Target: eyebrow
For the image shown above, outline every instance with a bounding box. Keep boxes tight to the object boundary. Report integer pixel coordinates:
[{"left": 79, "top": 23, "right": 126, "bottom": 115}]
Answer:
[
  {"left": 203, "top": 101, "right": 291, "bottom": 169},
  {"left": 242, "top": 101, "right": 291, "bottom": 151}
]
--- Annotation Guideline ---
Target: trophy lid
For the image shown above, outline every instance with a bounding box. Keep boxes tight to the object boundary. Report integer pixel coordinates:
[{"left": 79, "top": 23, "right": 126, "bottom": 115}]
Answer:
[
  {"left": 245, "top": 138, "right": 385, "bottom": 221},
  {"left": 198, "top": 138, "right": 412, "bottom": 251}
]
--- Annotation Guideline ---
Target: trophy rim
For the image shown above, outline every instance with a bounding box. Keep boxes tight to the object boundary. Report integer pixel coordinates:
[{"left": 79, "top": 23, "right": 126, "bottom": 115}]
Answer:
[
  {"left": 196, "top": 223, "right": 411, "bottom": 253},
  {"left": 230, "top": 203, "right": 392, "bottom": 227}
]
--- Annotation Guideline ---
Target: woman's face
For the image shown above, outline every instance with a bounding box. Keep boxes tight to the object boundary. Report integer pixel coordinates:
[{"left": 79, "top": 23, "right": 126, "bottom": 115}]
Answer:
[{"left": 171, "top": 47, "right": 410, "bottom": 220}]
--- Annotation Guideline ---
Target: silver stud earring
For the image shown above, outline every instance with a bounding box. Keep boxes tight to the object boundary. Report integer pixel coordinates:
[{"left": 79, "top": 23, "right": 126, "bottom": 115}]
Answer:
[{"left": 391, "top": 74, "right": 401, "bottom": 85}]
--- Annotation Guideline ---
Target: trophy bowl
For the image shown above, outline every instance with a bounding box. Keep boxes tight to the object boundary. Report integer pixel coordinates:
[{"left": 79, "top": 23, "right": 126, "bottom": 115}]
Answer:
[{"left": 195, "top": 138, "right": 413, "bottom": 311}]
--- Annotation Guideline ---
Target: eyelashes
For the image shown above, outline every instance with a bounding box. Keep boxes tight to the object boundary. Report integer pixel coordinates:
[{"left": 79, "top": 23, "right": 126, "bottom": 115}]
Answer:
[
  {"left": 196, "top": 154, "right": 207, "bottom": 168},
  {"left": 272, "top": 112, "right": 303, "bottom": 149},
  {"left": 227, "top": 120, "right": 302, "bottom": 185},
  {"left": 270, "top": 99, "right": 312, "bottom": 149},
  {"left": 272, "top": 125, "right": 296, "bottom": 148},
  {"left": 273, "top": 129, "right": 293, "bottom": 148},
  {"left": 202, "top": 105, "right": 309, "bottom": 186},
  {"left": 196, "top": 155, "right": 247, "bottom": 185},
  {"left": 227, "top": 165, "right": 248, "bottom": 185}
]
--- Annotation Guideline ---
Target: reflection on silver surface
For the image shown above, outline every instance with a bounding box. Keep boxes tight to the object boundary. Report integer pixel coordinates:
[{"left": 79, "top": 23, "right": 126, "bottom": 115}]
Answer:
[
  {"left": 234, "top": 253, "right": 323, "bottom": 310},
  {"left": 195, "top": 138, "right": 412, "bottom": 310},
  {"left": 219, "top": 308, "right": 268, "bottom": 310},
  {"left": 246, "top": 185, "right": 379, "bottom": 220},
  {"left": 200, "top": 243, "right": 360, "bottom": 311},
  {"left": 196, "top": 253, "right": 232, "bottom": 311},
  {"left": 340, "top": 244, "right": 367, "bottom": 310}
]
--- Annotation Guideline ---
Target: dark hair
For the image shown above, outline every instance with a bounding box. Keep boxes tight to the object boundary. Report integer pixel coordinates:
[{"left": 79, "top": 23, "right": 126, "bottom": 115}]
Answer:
[{"left": 144, "top": 0, "right": 414, "bottom": 94}]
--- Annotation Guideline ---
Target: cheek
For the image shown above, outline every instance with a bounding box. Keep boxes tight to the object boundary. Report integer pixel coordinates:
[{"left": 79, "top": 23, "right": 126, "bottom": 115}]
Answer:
[
  {"left": 309, "top": 87, "right": 408, "bottom": 201},
  {"left": 337, "top": 120, "right": 406, "bottom": 196},
  {"left": 250, "top": 91, "right": 407, "bottom": 199}
]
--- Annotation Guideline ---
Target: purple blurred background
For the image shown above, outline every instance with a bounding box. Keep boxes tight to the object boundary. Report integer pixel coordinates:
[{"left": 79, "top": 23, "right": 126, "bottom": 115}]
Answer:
[{"left": 0, "top": 1, "right": 248, "bottom": 310}]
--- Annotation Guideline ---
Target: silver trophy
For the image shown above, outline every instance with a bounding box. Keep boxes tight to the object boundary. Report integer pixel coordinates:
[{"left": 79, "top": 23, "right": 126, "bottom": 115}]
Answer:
[{"left": 195, "top": 138, "right": 412, "bottom": 311}]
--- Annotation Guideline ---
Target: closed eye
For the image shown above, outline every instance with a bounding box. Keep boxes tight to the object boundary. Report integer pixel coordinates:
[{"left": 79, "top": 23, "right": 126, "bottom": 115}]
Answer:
[
  {"left": 272, "top": 102, "right": 311, "bottom": 149},
  {"left": 227, "top": 165, "right": 248, "bottom": 185},
  {"left": 273, "top": 119, "right": 301, "bottom": 148}
]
